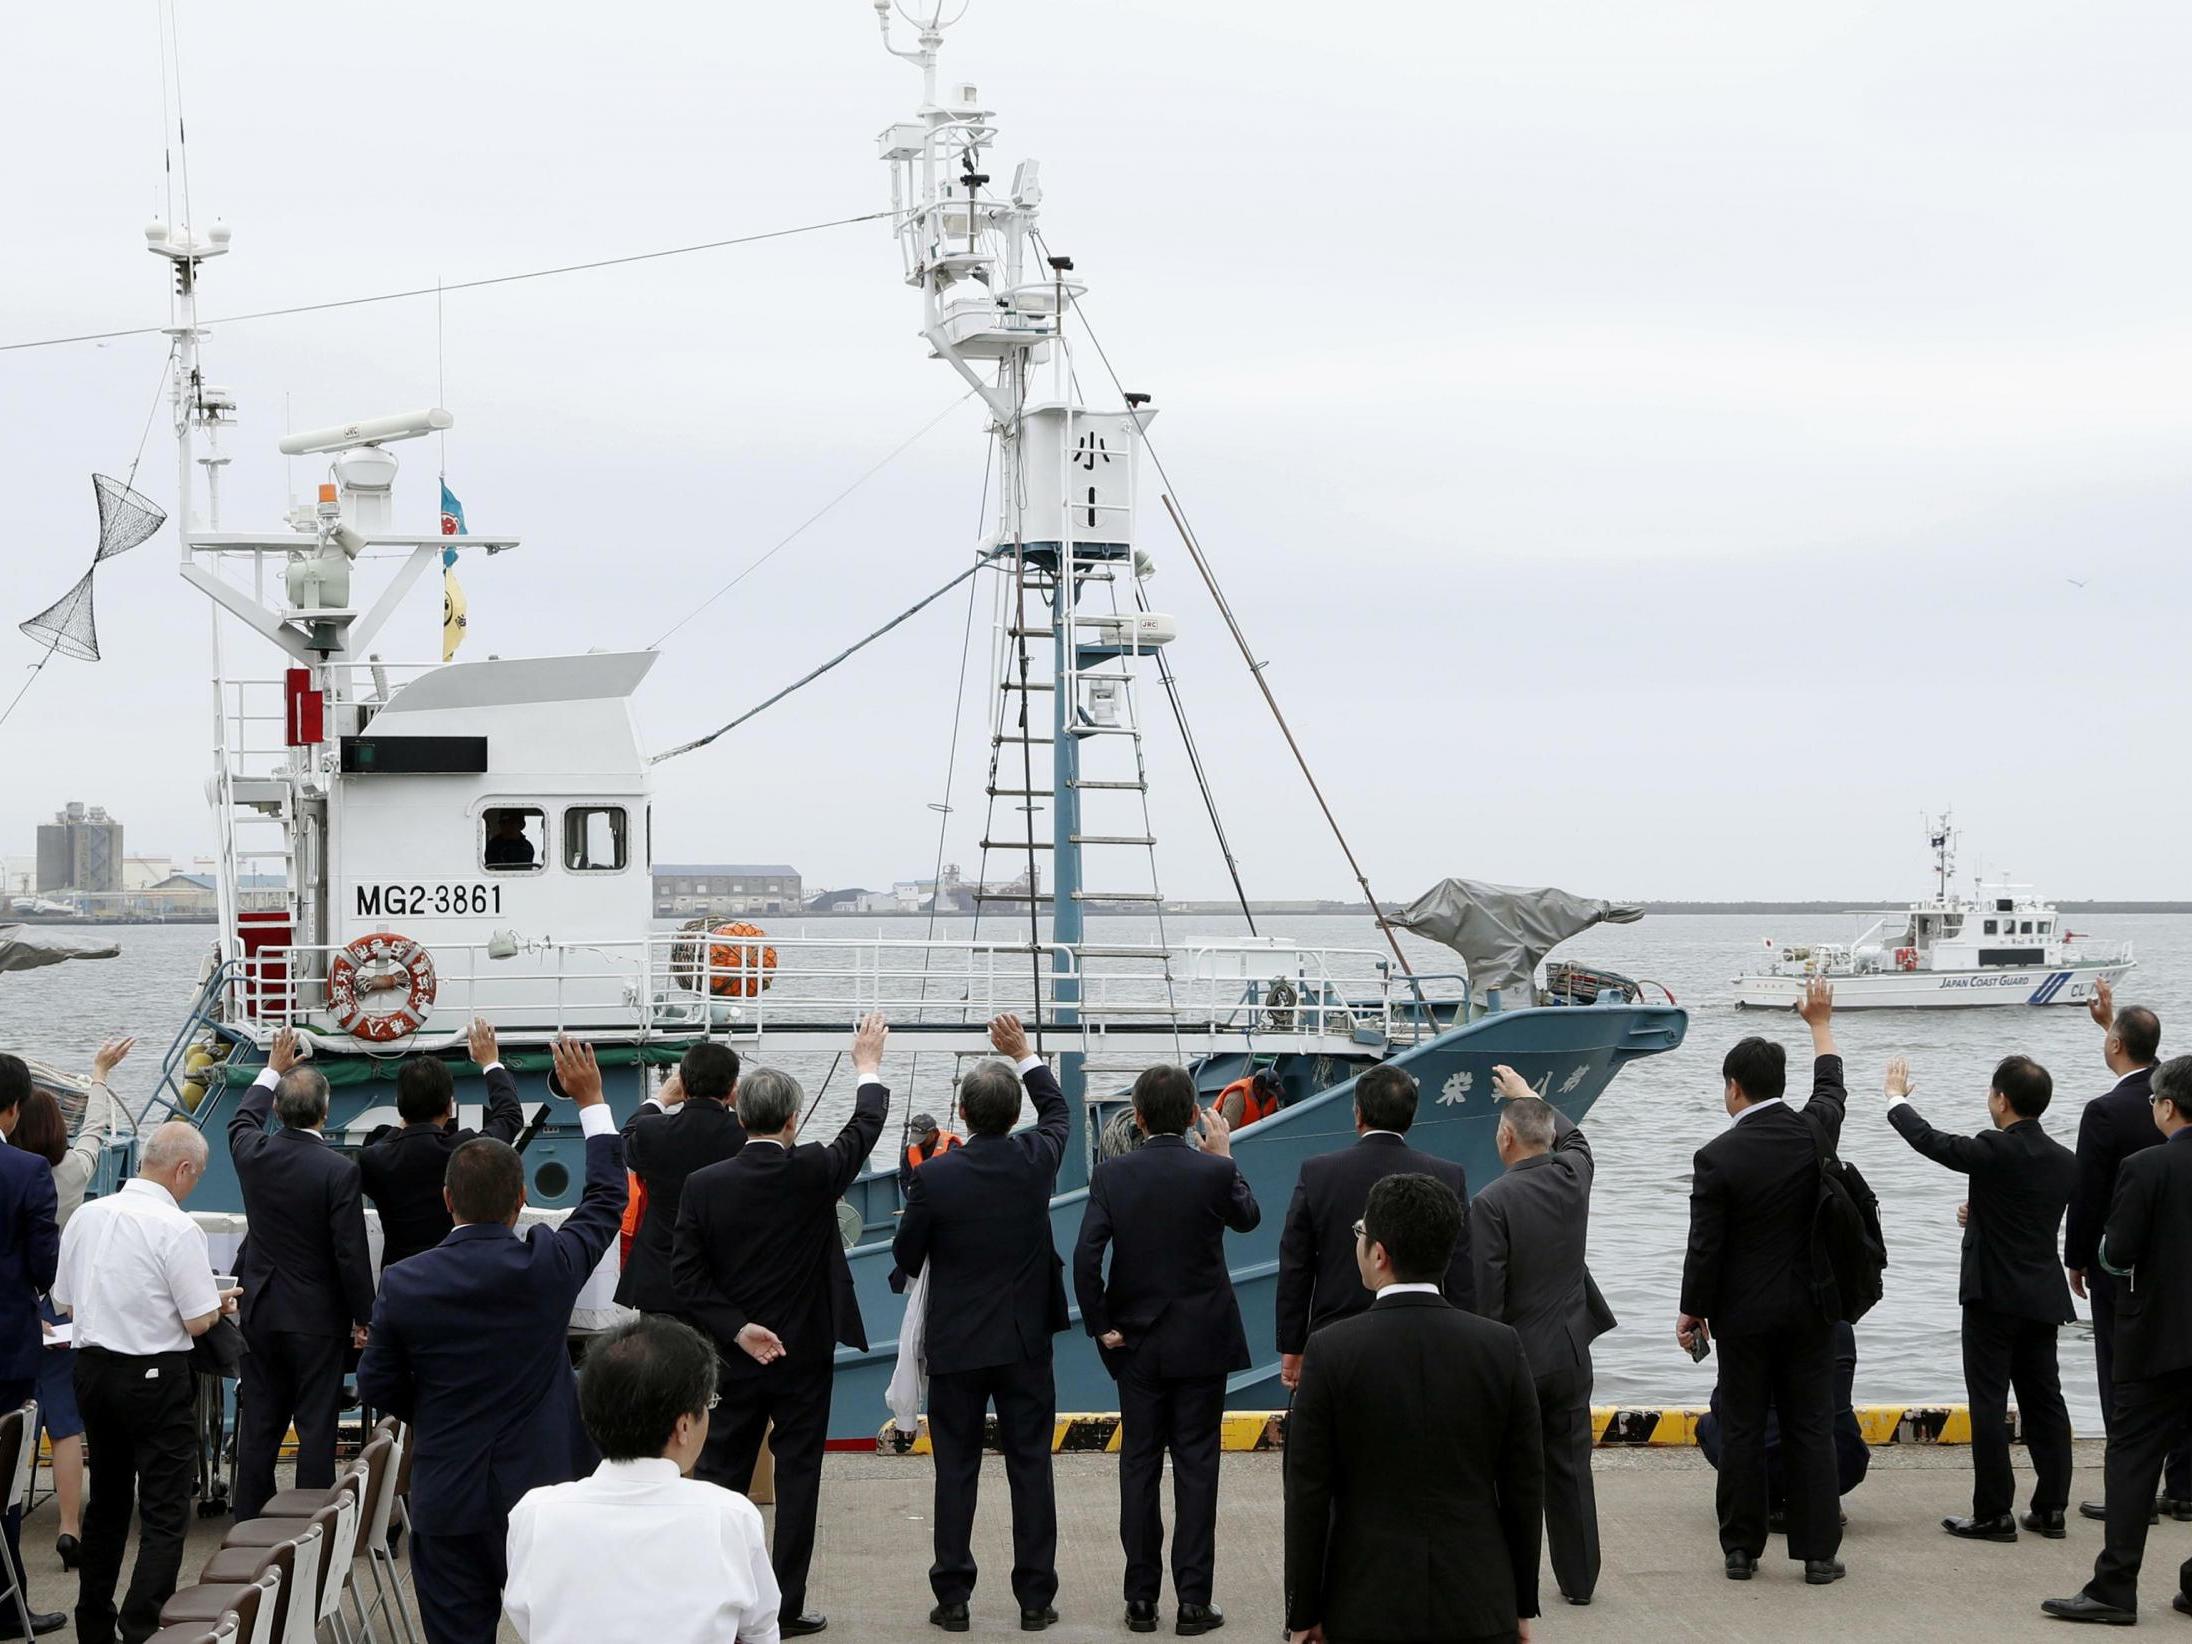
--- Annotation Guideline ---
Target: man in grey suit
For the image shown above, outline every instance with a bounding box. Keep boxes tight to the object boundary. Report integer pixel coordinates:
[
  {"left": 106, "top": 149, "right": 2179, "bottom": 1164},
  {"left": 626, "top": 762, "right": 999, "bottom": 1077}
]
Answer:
[{"left": 1471, "top": 1065, "right": 1616, "bottom": 1606}]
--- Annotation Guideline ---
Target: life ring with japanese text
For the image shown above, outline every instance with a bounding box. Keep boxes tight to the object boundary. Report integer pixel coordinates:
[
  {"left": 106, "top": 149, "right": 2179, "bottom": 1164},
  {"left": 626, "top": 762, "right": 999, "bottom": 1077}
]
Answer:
[
  {"left": 671, "top": 920, "right": 779, "bottom": 999},
  {"left": 327, "top": 931, "right": 438, "bottom": 1042}
]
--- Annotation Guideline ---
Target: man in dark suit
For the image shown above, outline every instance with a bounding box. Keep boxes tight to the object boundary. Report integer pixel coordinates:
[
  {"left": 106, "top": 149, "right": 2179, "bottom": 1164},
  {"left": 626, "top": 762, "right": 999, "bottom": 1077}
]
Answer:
[
  {"left": 0, "top": 1056, "right": 60, "bottom": 1638},
  {"left": 227, "top": 1029, "right": 374, "bottom": 1521},
  {"left": 356, "top": 1017, "right": 525, "bottom": 1269},
  {"left": 1883, "top": 1051, "right": 2077, "bottom": 1541},
  {"left": 356, "top": 1037, "right": 626, "bottom": 1644},
  {"left": 1275, "top": 1063, "right": 1471, "bottom": 1395},
  {"left": 1285, "top": 1172, "right": 1542, "bottom": 1644},
  {"left": 2045, "top": 1055, "right": 2192, "bottom": 1625},
  {"left": 2064, "top": 980, "right": 2179, "bottom": 1520},
  {"left": 1472, "top": 1071, "right": 1614, "bottom": 1606},
  {"left": 893, "top": 1014, "right": 1069, "bottom": 1634},
  {"left": 1677, "top": 976, "right": 1847, "bottom": 1585},
  {"left": 618, "top": 1040, "right": 744, "bottom": 1316},
  {"left": 1074, "top": 1065, "right": 1260, "bottom": 1637},
  {"left": 673, "top": 1014, "right": 891, "bottom": 1639}
]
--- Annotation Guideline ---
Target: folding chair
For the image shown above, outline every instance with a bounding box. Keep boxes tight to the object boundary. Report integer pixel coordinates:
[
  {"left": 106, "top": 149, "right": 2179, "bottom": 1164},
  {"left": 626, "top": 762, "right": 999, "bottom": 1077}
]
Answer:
[
  {"left": 163, "top": 1539, "right": 300, "bottom": 1644},
  {"left": 0, "top": 1401, "right": 42, "bottom": 1641}
]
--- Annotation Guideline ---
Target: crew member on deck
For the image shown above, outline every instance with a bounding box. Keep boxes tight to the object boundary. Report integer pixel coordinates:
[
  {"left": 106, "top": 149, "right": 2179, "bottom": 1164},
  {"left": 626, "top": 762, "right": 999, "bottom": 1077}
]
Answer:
[
  {"left": 898, "top": 1114, "right": 962, "bottom": 1193},
  {"left": 483, "top": 809, "right": 536, "bottom": 868},
  {"left": 1216, "top": 1070, "right": 1283, "bottom": 1131}
]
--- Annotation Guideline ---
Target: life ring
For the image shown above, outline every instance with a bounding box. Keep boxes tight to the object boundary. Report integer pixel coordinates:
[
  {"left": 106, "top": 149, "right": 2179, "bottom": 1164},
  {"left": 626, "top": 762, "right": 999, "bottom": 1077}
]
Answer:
[
  {"left": 670, "top": 919, "right": 778, "bottom": 999},
  {"left": 327, "top": 931, "right": 438, "bottom": 1042},
  {"left": 1895, "top": 947, "right": 1918, "bottom": 972}
]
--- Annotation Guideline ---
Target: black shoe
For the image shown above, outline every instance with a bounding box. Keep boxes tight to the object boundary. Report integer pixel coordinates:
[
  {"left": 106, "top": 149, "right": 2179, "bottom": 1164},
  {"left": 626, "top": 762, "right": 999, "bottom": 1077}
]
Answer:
[
  {"left": 2025, "top": 1509, "right": 2070, "bottom": 1540},
  {"left": 1944, "top": 1513, "right": 2018, "bottom": 1543},
  {"left": 1020, "top": 1607, "right": 1058, "bottom": 1632},
  {"left": 52, "top": 1535, "right": 78, "bottom": 1573},
  {"left": 0, "top": 1612, "right": 65, "bottom": 1640},
  {"left": 2082, "top": 1499, "right": 2161, "bottom": 1525},
  {"left": 2175, "top": 1594, "right": 2192, "bottom": 1617},
  {"left": 2041, "top": 1593, "right": 2137, "bottom": 1625},
  {"left": 2164, "top": 1497, "right": 2192, "bottom": 1522},
  {"left": 781, "top": 1618, "right": 829, "bottom": 1639},
  {"left": 1127, "top": 1600, "right": 1158, "bottom": 1635},
  {"left": 1805, "top": 1559, "right": 1846, "bottom": 1586},
  {"left": 1176, "top": 1604, "right": 1225, "bottom": 1637},
  {"left": 1725, "top": 1550, "right": 1757, "bottom": 1581},
  {"left": 929, "top": 1603, "right": 969, "bottom": 1633}
]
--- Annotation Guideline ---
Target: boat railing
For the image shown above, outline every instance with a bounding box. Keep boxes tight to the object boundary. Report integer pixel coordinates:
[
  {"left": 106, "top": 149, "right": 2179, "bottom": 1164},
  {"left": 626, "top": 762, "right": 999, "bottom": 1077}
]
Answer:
[
  {"left": 217, "top": 932, "right": 1405, "bottom": 1057},
  {"left": 2062, "top": 936, "right": 2135, "bottom": 966}
]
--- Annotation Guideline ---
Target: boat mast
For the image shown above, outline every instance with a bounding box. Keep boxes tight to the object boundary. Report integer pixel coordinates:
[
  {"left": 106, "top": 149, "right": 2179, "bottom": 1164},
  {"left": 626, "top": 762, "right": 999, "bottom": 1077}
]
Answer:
[{"left": 1927, "top": 810, "right": 1956, "bottom": 904}]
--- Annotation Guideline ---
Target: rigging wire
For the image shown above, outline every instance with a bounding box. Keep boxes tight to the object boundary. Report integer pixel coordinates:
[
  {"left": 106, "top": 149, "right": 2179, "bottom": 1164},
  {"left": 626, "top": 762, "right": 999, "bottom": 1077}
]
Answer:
[
  {"left": 0, "top": 210, "right": 897, "bottom": 356},
  {"left": 651, "top": 388, "right": 976, "bottom": 648},
  {"left": 648, "top": 559, "right": 988, "bottom": 765},
  {"left": 1038, "top": 244, "right": 1415, "bottom": 977},
  {"left": 0, "top": 350, "right": 175, "bottom": 735}
]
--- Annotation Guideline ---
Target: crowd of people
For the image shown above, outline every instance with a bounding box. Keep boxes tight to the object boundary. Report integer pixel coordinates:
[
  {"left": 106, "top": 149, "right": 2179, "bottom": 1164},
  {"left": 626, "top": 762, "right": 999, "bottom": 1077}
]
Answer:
[{"left": 0, "top": 967, "right": 2181, "bottom": 1641}]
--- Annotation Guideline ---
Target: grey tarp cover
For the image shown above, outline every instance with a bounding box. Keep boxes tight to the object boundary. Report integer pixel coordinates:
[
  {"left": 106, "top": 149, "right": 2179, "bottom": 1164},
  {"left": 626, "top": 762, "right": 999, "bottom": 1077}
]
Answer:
[
  {"left": 1388, "top": 879, "right": 1642, "bottom": 1002},
  {"left": 0, "top": 924, "right": 120, "bottom": 973}
]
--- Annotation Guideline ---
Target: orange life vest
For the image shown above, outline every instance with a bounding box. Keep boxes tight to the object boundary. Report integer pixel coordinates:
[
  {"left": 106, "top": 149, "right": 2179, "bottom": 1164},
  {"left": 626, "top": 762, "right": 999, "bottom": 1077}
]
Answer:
[
  {"left": 619, "top": 1172, "right": 647, "bottom": 1264},
  {"left": 904, "top": 1132, "right": 964, "bottom": 1172},
  {"left": 1220, "top": 1076, "right": 1280, "bottom": 1125}
]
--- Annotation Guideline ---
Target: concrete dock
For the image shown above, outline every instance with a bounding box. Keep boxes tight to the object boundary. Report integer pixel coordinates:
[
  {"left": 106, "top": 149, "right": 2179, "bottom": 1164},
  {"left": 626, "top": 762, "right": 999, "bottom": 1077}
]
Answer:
[{"left": 49, "top": 1439, "right": 2190, "bottom": 1641}]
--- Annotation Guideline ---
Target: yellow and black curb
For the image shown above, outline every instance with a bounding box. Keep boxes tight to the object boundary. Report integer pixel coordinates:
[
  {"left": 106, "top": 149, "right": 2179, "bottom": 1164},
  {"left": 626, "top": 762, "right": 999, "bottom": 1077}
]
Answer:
[{"left": 875, "top": 1405, "right": 2012, "bottom": 1456}]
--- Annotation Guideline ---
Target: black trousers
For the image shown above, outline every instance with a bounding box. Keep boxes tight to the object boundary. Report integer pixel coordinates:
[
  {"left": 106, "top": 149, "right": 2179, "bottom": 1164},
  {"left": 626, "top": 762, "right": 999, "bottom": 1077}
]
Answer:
[
  {"left": 1117, "top": 1364, "right": 1224, "bottom": 1606},
  {"left": 409, "top": 1528, "right": 506, "bottom": 1644},
  {"left": 928, "top": 1356, "right": 1059, "bottom": 1610},
  {"left": 1714, "top": 1322, "right": 1840, "bottom": 1562},
  {"left": 73, "top": 1348, "right": 195, "bottom": 1644},
  {"left": 701, "top": 1358, "right": 834, "bottom": 1618},
  {"left": 235, "top": 1327, "right": 346, "bottom": 1521},
  {"left": 1961, "top": 1304, "right": 2072, "bottom": 1519},
  {"left": 2090, "top": 1270, "right": 2190, "bottom": 1499},
  {"left": 1535, "top": 1364, "right": 1600, "bottom": 1602},
  {"left": 2085, "top": 1365, "right": 2192, "bottom": 1612}
]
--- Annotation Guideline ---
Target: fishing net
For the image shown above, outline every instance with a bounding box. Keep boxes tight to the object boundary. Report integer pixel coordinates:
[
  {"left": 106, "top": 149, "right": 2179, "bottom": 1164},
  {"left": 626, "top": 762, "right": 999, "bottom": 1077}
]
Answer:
[
  {"left": 92, "top": 473, "right": 166, "bottom": 561},
  {"left": 19, "top": 573, "right": 99, "bottom": 662}
]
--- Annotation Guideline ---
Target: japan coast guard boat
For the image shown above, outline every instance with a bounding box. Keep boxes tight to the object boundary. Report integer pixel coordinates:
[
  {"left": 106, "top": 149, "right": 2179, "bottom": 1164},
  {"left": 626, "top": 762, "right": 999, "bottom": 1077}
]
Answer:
[
  {"left": 1734, "top": 818, "right": 2135, "bottom": 1010},
  {"left": 104, "top": 3, "right": 1688, "bottom": 1441}
]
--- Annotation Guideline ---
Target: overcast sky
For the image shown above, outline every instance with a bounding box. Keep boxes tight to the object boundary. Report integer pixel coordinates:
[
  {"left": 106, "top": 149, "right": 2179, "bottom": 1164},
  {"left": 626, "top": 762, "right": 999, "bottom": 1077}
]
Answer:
[{"left": 3, "top": 1, "right": 2187, "bottom": 902}]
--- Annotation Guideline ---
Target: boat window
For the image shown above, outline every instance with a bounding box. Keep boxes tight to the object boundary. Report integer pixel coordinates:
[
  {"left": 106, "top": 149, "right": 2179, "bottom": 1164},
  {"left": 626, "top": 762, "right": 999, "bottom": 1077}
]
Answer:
[
  {"left": 2020, "top": 921, "right": 2033, "bottom": 935},
  {"left": 481, "top": 807, "right": 546, "bottom": 873},
  {"left": 1983, "top": 919, "right": 1998, "bottom": 936},
  {"left": 2039, "top": 920, "right": 2052, "bottom": 934},
  {"left": 564, "top": 807, "right": 629, "bottom": 873}
]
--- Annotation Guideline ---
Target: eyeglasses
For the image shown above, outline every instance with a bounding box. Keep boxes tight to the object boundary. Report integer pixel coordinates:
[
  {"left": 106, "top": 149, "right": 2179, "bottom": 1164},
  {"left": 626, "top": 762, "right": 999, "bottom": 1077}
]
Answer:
[
  {"left": 1352, "top": 1219, "right": 1369, "bottom": 1242},
  {"left": 706, "top": 1393, "right": 721, "bottom": 1411}
]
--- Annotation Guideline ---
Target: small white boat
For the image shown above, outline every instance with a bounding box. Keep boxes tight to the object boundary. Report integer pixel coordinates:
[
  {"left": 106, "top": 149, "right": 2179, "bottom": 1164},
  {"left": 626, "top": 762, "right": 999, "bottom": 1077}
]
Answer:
[{"left": 1733, "top": 817, "right": 2135, "bottom": 1010}]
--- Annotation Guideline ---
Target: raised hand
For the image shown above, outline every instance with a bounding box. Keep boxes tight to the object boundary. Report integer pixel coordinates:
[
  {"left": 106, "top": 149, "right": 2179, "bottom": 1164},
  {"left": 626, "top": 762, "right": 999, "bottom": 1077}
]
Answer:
[
  {"left": 466, "top": 1016, "right": 499, "bottom": 1069},
  {"left": 550, "top": 1036, "right": 604, "bottom": 1107},
  {"left": 852, "top": 1012, "right": 889, "bottom": 1080},
  {"left": 657, "top": 1068, "right": 687, "bottom": 1110},
  {"left": 988, "top": 1013, "right": 1031, "bottom": 1062},
  {"left": 1490, "top": 1064, "right": 1534, "bottom": 1103},
  {"left": 735, "top": 1322, "right": 786, "bottom": 1365},
  {"left": 1196, "top": 1101, "right": 1234, "bottom": 1159},
  {"left": 91, "top": 1036, "right": 135, "bottom": 1080},
  {"left": 1882, "top": 1056, "right": 1913, "bottom": 1101},
  {"left": 268, "top": 1027, "right": 303, "bottom": 1075},
  {"left": 2090, "top": 977, "right": 2116, "bottom": 1032},
  {"left": 1797, "top": 976, "right": 1834, "bottom": 1026}
]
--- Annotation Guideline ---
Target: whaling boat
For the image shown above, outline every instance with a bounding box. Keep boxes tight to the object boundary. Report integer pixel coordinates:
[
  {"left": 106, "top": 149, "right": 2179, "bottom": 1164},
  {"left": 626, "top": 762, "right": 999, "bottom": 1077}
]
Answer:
[{"left": 58, "top": 4, "right": 1688, "bottom": 1441}]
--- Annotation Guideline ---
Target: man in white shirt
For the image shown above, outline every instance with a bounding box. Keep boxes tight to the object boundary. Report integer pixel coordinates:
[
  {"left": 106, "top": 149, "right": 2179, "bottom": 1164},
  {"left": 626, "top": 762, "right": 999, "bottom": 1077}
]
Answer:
[
  {"left": 53, "top": 1122, "right": 238, "bottom": 1644},
  {"left": 505, "top": 1315, "right": 779, "bottom": 1644}
]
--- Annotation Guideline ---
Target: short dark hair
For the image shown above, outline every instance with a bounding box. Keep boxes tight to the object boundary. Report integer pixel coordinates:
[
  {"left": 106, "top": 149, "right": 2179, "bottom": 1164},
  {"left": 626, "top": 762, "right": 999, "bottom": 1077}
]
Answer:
[
  {"left": 1354, "top": 1065, "right": 1418, "bottom": 1133},
  {"left": 275, "top": 1068, "right": 330, "bottom": 1130},
  {"left": 1131, "top": 1065, "right": 1196, "bottom": 1136},
  {"left": 446, "top": 1137, "right": 525, "bottom": 1224},
  {"left": 958, "top": 1062, "right": 1021, "bottom": 1136},
  {"left": 1362, "top": 1173, "right": 1462, "bottom": 1284},
  {"left": 679, "top": 1042, "right": 740, "bottom": 1102},
  {"left": 579, "top": 1316, "right": 718, "bottom": 1462},
  {"left": 2152, "top": 1055, "right": 2192, "bottom": 1119},
  {"left": 11, "top": 1090, "right": 66, "bottom": 1168},
  {"left": 1722, "top": 1037, "right": 1787, "bottom": 1104},
  {"left": 1992, "top": 1055, "right": 2053, "bottom": 1120},
  {"left": 0, "top": 1056, "right": 27, "bottom": 1118},
  {"left": 396, "top": 1056, "right": 455, "bottom": 1124},
  {"left": 2117, "top": 1007, "right": 2162, "bottom": 1066}
]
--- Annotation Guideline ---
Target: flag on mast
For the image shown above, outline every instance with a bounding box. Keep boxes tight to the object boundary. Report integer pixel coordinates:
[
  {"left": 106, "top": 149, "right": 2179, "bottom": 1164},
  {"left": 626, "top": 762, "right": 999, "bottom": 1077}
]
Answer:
[{"left": 439, "top": 480, "right": 469, "bottom": 662}]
